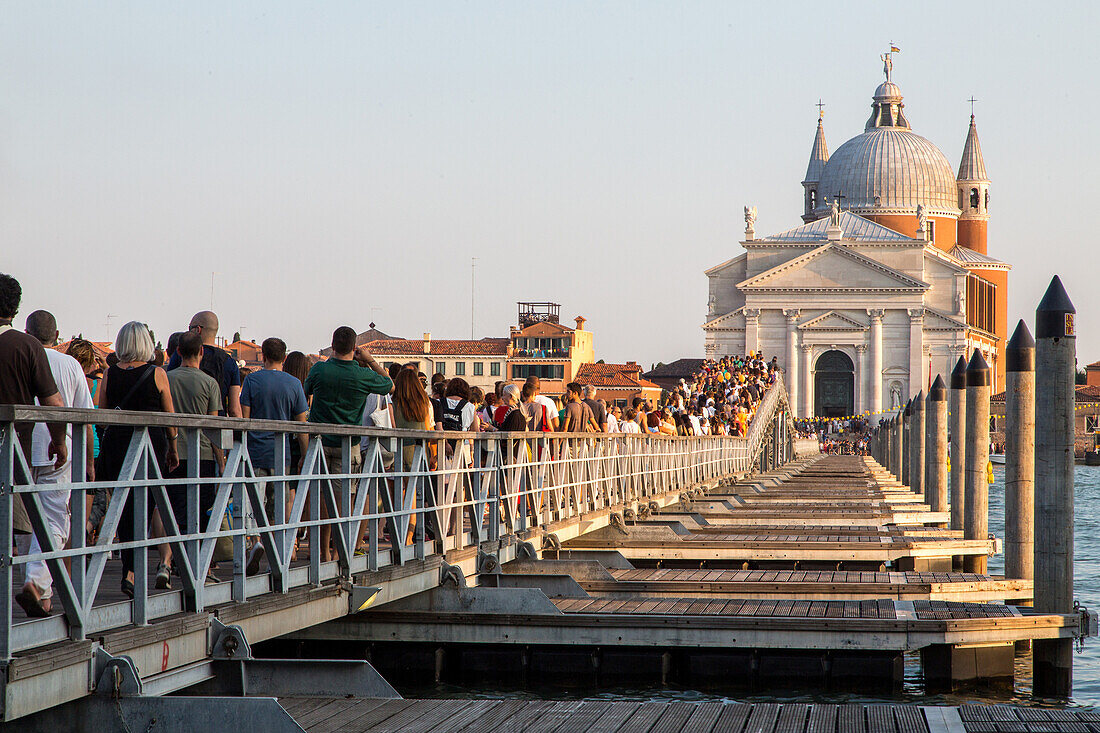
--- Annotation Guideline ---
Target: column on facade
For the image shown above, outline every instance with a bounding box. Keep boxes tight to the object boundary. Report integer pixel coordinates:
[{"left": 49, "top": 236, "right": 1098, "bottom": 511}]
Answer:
[
  {"left": 800, "top": 344, "right": 813, "bottom": 418},
  {"left": 744, "top": 308, "right": 761, "bottom": 356},
  {"left": 855, "top": 344, "right": 867, "bottom": 416},
  {"left": 868, "top": 309, "right": 884, "bottom": 422},
  {"left": 908, "top": 308, "right": 924, "bottom": 396},
  {"left": 784, "top": 309, "right": 800, "bottom": 417}
]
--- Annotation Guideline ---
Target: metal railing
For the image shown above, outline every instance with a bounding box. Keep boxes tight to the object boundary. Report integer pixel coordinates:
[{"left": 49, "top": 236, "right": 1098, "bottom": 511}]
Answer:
[{"left": 0, "top": 379, "right": 789, "bottom": 659}]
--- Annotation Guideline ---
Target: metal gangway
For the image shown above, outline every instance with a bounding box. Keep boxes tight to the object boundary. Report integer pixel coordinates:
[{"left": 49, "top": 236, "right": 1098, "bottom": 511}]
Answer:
[{"left": 0, "top": 380, "right": 794, "bottom": 723}]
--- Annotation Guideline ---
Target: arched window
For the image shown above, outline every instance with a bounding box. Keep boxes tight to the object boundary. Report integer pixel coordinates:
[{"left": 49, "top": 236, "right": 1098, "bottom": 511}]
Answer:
[
  {"left": 984, "top": 189, "right": 989, "bottom": 210},
  {"left": 927, "top": 220, "right": 935, "bottom": 243},
  {"left": 959, "top": 190, "right": 965, "bottom": 210},
  {"left": 970, "top": 188, "right": 979, "bottom": 209},
  {"left": 809, "top": 189, "right": 817, "bottom": 209}
]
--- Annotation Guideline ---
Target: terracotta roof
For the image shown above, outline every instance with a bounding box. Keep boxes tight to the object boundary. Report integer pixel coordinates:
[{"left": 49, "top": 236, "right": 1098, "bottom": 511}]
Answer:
[
  {"left": 52, "top": 340, "right": 114, "bottom": 360},
  {"left": 516, "top": 322, "right": 573, "bottom": 337},
  {"left": 364, "top": 338, "right": 509, "bottom": 357},
  {"left": 1087, "top": 361, "right": 1100, "bottom": 370},
  {"left": 576, "top": 362, "right": 657, "bottom": 390}
]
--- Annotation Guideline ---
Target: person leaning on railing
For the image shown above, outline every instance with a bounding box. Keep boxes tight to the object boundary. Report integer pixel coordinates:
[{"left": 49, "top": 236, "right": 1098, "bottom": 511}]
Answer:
[{"left": 96, "top": 321, "right": 178, "bottom": 600}]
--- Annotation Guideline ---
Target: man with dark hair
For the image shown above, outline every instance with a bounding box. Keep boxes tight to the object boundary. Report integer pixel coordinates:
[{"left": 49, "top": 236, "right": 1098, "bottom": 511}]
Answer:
[
  {"left": 16, "top": 309, "right": 93, "bottom": 617},
  {"left": 305, "top": 328, "right": 392, "bottom": 561},
  {"left": 0, "top": 275, "right": 67, "bottom": 544},
  {"left": 164, "top": 330, "right": 224, "bottom": 588},
  {"left": 240, "top": 336, "right": 308, "bottom": 573},
  {"left": 561, "top": 382, "right": 598, "bottom": 433}
]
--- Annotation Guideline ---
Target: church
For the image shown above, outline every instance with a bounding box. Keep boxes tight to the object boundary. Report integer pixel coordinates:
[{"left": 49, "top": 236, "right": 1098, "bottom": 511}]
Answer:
[{"left": 703, "top": 55, "right": 1008, "bottom": 420}]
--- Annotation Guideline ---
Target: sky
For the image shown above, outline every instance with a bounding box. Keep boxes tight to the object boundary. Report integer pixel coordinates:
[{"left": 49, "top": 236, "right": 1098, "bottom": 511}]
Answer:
[{"left": 3, "top": 2, "right": 1099, "bottom": 368}]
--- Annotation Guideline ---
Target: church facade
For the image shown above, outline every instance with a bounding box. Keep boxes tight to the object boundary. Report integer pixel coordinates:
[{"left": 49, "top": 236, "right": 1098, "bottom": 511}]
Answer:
[{"left": 703, "top": 59, "right": 1009, "bottom": 420}]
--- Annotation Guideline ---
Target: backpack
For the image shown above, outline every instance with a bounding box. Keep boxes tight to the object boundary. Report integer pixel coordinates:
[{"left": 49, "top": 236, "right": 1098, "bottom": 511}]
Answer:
[
  {"left": 440, "top": 398, "right": 469, "bottom": 432},
  {"left": 199, "top": 345, "right": 231, "bottom": 415}
]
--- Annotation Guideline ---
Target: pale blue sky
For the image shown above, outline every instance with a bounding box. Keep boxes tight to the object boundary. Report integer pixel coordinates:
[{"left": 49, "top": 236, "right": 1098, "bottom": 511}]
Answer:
[{"left": 3, "top": 2, "right": 1098, "bottom": 368}]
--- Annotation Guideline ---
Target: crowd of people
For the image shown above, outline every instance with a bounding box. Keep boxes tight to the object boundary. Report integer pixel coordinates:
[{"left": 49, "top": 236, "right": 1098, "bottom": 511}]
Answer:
[
  {"left": 0, "top": 270, "right": 785, "bottom": 617},
  {"left": 793, "top": 416, "right": 870, "bottom": 455}
]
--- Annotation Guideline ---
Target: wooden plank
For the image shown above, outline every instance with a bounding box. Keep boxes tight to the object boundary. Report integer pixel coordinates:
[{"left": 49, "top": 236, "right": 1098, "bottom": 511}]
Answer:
[
  {"left": 587, "top": 701, "right": 642, "bottom": 733},
  {"left": 308, "top": 698, "right": 395, "bottom": 733},
  {"left": 456, "top": 700, "right": 531, "bottom": 733},
  {"left": 712, "top": 703, "right": 751, "bottom": 733},
  {"left": 806, "top": 705, "right": 837, "bottom": 733},
  {"left": 501, "top": 701, "right": 581, "bottom": 733},
  {"left": 681, "top": 701, "right": 723, "bottom": 733},
  {"left": 378, "top": 700, "right": 472, "bottom": 733},
  {"left": 362, "top": 700, "right": 446, "bottom": 733},
  {"left": 775, "top": 704, "right": 809, "bottom": 733},
  {"left": 297, "top": 699, "right": 368, "bottom": 729},
  {"left": 650, "top": 701, "right": 697, "bottom": 733},
  {"left": 484, "top": 700, "right": 559, "bottom": 733},
  {"left": 551, "top": 700, "right": 614, "bottom": 733},
  {"left": 837, "top": 704, "right": 865, "bottom": 733},
  {"left": 613, "top": 701, "right": 671, "bottom": 733},
  {"left": 744, "top": 703, "right": 779, "bottom": 733},
  {"left": 892, "top": 705, "right": 927, "bottom": 733},
  {"left": 866, "top": 705, "right": 896, "bottom": 733}
]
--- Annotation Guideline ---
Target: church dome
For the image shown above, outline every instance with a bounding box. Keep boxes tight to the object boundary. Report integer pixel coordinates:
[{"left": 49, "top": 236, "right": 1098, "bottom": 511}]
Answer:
[{"left": 812, "top": 78, "right": 961, "bottom": 219}]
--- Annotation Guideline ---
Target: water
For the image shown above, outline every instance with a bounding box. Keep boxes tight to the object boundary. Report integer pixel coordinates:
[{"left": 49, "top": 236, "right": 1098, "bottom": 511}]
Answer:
[{"left": 395, "top": 465, "right": 1100, "bottom": 709}]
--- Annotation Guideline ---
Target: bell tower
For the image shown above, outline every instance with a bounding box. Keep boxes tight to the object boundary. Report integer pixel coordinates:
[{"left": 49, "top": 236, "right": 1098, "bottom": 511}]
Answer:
[
  {"left": 956, "top": 110, "right": 990, "bottom": 254},
  {"left": 801, "top": 106, "right": 829, "bottom": 223}
]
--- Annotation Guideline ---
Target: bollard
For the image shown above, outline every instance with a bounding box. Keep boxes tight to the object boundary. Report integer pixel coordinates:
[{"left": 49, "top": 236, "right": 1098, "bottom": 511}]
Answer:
[
  {"left": 902, "top": 398, "right": 912, "bottom": 487},
  {"left": 949, "top": 356, "right": 968, "bottom": 531},
  {"left": 1033, "top": 276, "right": 1076, "bottom": 698},
  {"left": 1005, "top": 320, "right": 1035, "bottom": 598},
  {"left": 910, "top": 390, "right": 926, "bottom": 500},
  {"left": 963, "top": 349, "right": 990, "bottom": 574},
  {"left": 892, "top": 412, "right": 904, "bottom": 481},
  {"left": 926, "top": 376, "right": 948, "bottom": 516}
]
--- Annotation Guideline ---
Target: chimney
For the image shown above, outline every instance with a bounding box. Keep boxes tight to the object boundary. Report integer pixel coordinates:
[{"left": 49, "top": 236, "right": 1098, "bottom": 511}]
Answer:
[
  {"left": 574, "top": 316, "right": 587, "bottom": 330},
  {"left": 423, "top": 332, "right": 431, "bottom": 354}
]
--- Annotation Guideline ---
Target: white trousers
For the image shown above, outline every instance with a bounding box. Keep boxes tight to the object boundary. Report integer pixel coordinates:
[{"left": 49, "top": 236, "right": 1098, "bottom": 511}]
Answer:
[{"left": 24, "top": 463, "right": 72, "bottom": 600}]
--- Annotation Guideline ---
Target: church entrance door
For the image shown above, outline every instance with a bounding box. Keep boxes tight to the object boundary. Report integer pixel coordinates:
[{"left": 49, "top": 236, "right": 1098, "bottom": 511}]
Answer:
[{"left": 814, "top": 350, "right": 854, "bottom": 418}]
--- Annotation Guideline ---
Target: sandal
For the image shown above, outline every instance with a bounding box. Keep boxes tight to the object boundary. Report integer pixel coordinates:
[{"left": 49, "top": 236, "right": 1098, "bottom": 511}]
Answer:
[{"left": 14, "top": 590, "right": 49, "bottom": 618}]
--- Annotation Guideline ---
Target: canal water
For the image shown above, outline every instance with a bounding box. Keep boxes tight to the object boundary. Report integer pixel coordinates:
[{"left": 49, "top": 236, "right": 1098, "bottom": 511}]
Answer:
[{"left": 395, "top": 465, "right": 1100, "bottom": 710}]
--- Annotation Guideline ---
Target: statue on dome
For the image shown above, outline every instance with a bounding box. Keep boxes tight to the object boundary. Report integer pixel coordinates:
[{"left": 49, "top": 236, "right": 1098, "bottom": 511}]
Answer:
[
  {"left": 916, "top": 204, "right": 928, "bottom": 235},
  {"left": 881, "top": 51, "right": 893, "bottom": 82},
  {"left": 828, "top": 197, "right": 841, "bottom": 227},
  {"left": 744, "top": 205, "right": 757, "bottom": 229}
]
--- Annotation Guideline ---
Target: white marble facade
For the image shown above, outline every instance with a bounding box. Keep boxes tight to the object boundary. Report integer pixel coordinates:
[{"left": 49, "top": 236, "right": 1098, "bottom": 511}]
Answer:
[{"left": 703, "top": 212, "right": 985, "bottom": 421}]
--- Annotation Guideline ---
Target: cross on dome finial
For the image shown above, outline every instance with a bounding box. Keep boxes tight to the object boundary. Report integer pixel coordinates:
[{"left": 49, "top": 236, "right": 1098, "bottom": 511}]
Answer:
[
  {"left": 816, "top": 99, "right": 825, "bottom": 119},
  {"left": 967, "top": 96, "right": 978, "bottom": 118}
]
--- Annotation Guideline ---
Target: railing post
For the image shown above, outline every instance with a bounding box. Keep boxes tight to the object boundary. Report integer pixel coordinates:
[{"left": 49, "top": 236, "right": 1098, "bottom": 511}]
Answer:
[{"left": 0, "top": 422, "right": 15, "bottom": 660}]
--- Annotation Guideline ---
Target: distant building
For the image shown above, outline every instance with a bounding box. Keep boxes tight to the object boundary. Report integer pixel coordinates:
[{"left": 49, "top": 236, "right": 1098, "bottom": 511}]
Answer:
[
  {"left": 643, "top": 358, "right": 707, "bottom": 392},
  {"left": 575, "top": 362, "right": 661, "bottom": 407},
  {"left": 704, "top": 56, "right": 1009, "bottom": 421},
  {"left": 992, "top": 386, "right": 1100, "bottom": 459},
  {"left": 225, "top": 339, "right": 263, "bottom": 369},
  {"left": 508, "top": 302, "right": 594, "bottom": 396},
  {"left": 320, "top": 325, "right": 400, "bottom": 358},
  {"left": 1085, "top": 360, "right": 1100, "bottom": 388},
  {"left": 364, "top": 334, "right": 509, "bottom": 392}
]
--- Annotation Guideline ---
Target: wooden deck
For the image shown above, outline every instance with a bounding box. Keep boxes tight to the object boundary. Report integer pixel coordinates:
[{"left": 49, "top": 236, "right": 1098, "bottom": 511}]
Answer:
[
  {"left": 576, "top": 568, "right": 1032, "bottom": 602},
  {"left": 277, "top": 697, "right": 1100, "bottom": 733}
]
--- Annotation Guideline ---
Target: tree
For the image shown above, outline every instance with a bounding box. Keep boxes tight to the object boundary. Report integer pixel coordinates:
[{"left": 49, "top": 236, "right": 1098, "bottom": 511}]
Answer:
[
  {"left": 1076, "top": 368, "right": 1087, "bottom": 385},
  {"left": 233, "top": 331, "right": 242, "bottom": 343}
]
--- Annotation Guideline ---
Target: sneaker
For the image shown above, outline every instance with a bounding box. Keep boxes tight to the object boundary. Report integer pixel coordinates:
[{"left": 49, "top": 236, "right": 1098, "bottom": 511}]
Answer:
[
  {"left": 155, "top": 562, "right": 172, "bottom": 590},
  {"left": 245, "top": 544, "right": 265, "bottom": 576}
]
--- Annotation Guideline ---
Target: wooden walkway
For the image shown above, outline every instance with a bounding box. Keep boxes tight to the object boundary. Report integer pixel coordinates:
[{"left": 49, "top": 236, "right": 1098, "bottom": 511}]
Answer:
[
  {"left": 277, "top": 697, "right": 1100, "bottom": 733},
  {"left": 577, "top": 568, "right": 1032, "bottom": 602},
  {"left": 564, "top": 456, "right": 992, "bottom": 566}
]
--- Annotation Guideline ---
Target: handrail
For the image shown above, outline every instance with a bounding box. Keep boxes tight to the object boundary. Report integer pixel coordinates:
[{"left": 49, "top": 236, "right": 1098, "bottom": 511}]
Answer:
[{"left": 0, "top": 379, "right": 791, "bottom": 661}]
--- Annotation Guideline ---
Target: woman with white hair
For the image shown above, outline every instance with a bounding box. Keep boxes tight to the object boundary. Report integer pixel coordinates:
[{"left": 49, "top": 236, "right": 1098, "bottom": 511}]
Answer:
[
  {"left": 97, "top": 321, "right": 179, "bottom": 599},
  {"left": 493, "top": 383, "right": 527, "bottom": 432}
]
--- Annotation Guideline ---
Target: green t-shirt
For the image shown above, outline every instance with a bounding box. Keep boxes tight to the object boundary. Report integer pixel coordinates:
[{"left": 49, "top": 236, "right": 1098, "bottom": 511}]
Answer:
[
  {"left": 168, "top": 366, "right": 222, "bottom": 460},
  {"left": 305, "top": 359, "right": 393, "bottom": 446}
]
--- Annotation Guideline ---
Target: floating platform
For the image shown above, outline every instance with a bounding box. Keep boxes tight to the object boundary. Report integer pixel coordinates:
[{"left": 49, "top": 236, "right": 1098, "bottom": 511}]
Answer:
[{"left": 277, "top": 697, "right": 1100, "bottom": 733}]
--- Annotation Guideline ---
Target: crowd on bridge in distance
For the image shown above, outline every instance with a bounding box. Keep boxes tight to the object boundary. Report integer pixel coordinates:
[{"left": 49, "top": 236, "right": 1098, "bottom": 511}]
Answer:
[
  {"left": 0, "top": 270, "right": 780, "bottom": 617},
  {"left": 793, "top": 417, "right": 871, "bottom": 455}
]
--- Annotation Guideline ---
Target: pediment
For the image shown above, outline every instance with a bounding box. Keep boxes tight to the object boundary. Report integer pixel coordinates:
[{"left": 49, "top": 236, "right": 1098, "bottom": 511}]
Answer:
[
  {"left": 705, "top": 252, "right": 747, "bottom": 277},
  {"left": 799, "top": 310, "right": 868, "bottom": 332},
  {"left": 703, "top": 307, "right": 745, "bottom": 330},
  {"left": 736, "top": 243, "right": 928, "bottom": 292},
  {"left": 922, "top": 306, "right": 966, "bottom": 330}
]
